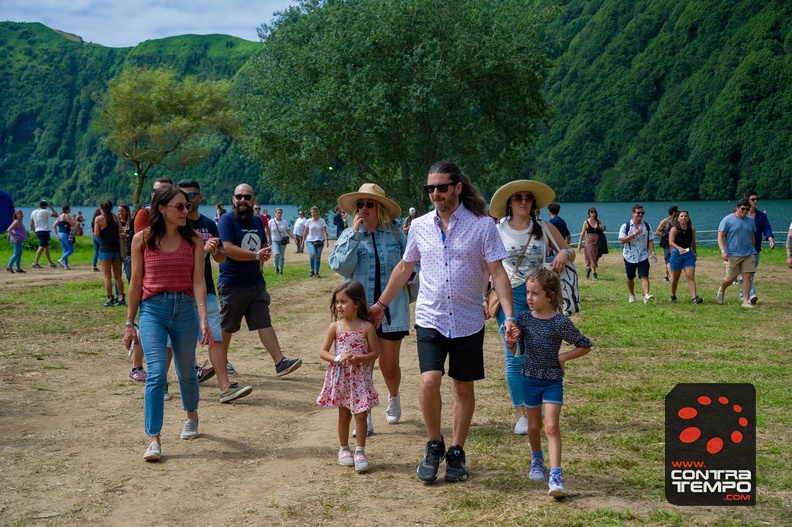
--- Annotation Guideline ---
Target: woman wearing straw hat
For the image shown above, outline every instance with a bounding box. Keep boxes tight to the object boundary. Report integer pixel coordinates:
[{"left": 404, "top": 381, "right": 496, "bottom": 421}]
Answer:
[
  {"left": 487, "top": 180, "right": 575, "bottom": 435},
  {"left": 330, "top": 183, "right": 411, "bottom": 434}
]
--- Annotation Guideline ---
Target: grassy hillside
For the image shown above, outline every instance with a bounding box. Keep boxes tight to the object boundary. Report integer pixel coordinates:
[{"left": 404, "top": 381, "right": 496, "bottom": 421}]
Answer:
[
  {"left": 531, "top": 0, "right": 792, "bottom": 201},
  {"left": 0, "top": 22, "right": 263, "bottom": 206},
  {"left": 3, "top": 0, "right": 791, "bottom": 206}
]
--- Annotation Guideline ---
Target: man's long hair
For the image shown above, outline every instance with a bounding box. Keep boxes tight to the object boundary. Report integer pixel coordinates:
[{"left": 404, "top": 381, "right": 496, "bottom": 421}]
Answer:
[{"left": 427, "top": 160, "right": 487, "bottom": 217}]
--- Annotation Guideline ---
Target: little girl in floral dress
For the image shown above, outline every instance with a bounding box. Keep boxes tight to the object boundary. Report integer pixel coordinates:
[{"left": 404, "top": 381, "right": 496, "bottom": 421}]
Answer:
[{"left": 317, "top": 280, "right": 380, "bottom": 473}]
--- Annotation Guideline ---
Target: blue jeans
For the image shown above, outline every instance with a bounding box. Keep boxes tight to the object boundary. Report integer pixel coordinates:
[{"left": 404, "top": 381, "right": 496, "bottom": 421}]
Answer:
[
  {"left": 57, "top": 232, "right": 74, "bottom": 265},
  {"left": 92, "top": 236, "right": 100, "bottom": 268},
  {"left": 7, "top": 239, "right": 23, "bottom": 269},
  {"left": 138, "top": 292, "right": 200, "bottom": 437},
  {"left": 497, "top": 282, "right": 527, "bottom": 408},
  {"left": 272, "top": 240, "right": 285, "bottom": 270},
  {"left": 307, "top": 241, "right": 324, "bottom": 273}
]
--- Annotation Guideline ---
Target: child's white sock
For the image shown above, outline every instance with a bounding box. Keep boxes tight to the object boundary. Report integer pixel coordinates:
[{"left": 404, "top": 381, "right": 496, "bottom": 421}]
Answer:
[{"left": 355, "top": 446, "right": 365, "bottom": 454}]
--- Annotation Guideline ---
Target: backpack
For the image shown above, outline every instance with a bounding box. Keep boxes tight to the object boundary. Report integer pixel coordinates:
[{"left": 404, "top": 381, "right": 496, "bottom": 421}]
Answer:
[
  {"left": 659, "top": 219, "right": 671, "bottom": 248},
  {"left": 622, "top": 220, "right": 651, "bottom": 249}
]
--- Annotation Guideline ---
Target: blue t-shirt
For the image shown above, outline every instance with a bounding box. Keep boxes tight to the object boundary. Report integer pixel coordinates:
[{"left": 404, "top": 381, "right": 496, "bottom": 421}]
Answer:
[
  {"left": 548, "top": 216, "right": 570, "bottom": 241},
  {"left": 189, "top": 214, "right": 219, "bottom": 296},
  {"left": 718, "top": 214, "right": 756, "bottom": 257},
  {"left": 217, "top": 213, "right": 265, "bottom": 286}
]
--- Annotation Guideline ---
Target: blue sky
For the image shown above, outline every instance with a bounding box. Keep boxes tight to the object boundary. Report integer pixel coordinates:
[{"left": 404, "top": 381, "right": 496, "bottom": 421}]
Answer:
[{"left": 2, "top": 0, "right": 298, "bottom": 47}]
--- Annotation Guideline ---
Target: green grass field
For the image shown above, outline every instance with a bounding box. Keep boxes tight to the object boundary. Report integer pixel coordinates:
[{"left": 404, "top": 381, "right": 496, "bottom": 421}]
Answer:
[{"left": 1, "top": 240, "right": 790, "bottom": 525}]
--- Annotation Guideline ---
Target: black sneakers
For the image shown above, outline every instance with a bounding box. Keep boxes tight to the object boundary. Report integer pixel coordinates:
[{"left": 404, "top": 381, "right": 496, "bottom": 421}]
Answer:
[
  {"left": 275, "top": 357, "right": 302, "bottom": 377},
  {"left": 417, "top": 437, "right": 446, "bottom": 482},
  {"left": 445, "top": 445, "right": 468, "bottom": 482}
]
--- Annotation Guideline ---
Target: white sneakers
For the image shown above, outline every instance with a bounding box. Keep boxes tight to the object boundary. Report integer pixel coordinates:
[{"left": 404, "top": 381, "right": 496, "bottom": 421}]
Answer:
[
  {"left": 717, "top": 288, "right": 724, "bottom": 305},
  {"left": 386, "top": 394, "right": 402, "bottom": 424},
  {"left": 514, "top": 415, "right": 529, "bottom": 435},
  {"left": 629, "top": 294, "right": 654, "bottom": 304},
  {"left": 143, "top": 441, "right": 161, "bottom": 461},
  {"left": 180, "top": 417, "right": 199, "bottom": 440}
]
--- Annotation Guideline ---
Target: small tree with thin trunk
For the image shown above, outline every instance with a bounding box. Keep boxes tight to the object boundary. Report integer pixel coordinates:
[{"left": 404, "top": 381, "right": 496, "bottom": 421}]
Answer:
[{"left": 96, "top": 66, "right": 239, "bottom": 208}]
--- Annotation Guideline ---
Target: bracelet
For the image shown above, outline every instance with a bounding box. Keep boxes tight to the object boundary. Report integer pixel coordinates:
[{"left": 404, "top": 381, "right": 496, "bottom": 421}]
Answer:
[
  {"left": 376, "top": 300, "right": 388, "bottom": 309},
  {"left": 505, "top": 316, "right": 515, "bottom": 322},
  {"left": 125, "top": 321, "right": 137, "bottom": 327},
  {"left": 562, "top": 248, "right": 571, "bottom": 256},
  {"left": 334, "top": 356, "right": 341, "bottom": 363}
]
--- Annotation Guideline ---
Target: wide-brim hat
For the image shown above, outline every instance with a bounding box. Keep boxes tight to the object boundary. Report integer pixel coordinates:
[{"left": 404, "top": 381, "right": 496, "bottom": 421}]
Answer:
[
  {"left": 489, "top": 180, "right": 555, "bottom": 219},
  {"left": 338, "top": 183, "right": 402, "bottom": 220}
]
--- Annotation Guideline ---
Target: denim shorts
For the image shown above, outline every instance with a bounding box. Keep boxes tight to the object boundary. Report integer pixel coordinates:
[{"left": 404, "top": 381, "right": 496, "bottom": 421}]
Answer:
[
  {"left": 522, "top": 377, "right": 564, "bottom": 408},
  {"left": 669, "top": 248, "right": 696, "bottom": 271},
  {"left": 99, "top": 251, "right": 122, "bottom": 261}
]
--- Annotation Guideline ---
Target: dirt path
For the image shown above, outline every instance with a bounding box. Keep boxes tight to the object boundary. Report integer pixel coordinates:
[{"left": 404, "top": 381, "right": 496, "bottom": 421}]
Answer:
[
  {"left": 2, "top": 249, "right": 788, "bottom": 526},
  {"left": 0, "top": 244, "right": 483, "bottom": 526}
]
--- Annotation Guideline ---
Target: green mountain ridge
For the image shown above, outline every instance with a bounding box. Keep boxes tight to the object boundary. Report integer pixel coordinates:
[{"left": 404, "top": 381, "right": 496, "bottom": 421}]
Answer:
[
  {"left": 2, "top": 1, "right": 791, "bottom": 206},
  {"left": 0, "top": 21, "right": 264, "bottom": 206}
]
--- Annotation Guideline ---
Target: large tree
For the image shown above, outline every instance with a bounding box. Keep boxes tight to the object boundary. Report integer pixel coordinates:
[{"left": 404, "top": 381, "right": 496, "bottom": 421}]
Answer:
[
  {"left": 239, "top": 0, "right": 555, "bottom": 212},
  {"left": 96, "top": 67, "right": 239, "bottom": 207}
]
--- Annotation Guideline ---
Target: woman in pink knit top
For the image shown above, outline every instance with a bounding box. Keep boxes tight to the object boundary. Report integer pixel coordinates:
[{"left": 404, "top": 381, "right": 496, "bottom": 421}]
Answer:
[{"left": 124, "top": 186, "right": 212, "bottom": 462}]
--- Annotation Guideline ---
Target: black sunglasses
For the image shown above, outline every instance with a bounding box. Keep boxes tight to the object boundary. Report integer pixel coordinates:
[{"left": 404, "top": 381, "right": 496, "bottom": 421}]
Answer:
[
  {"left": 234, "top": 194, "right": 253, "bottom": 201},
  {"left": 423, "top": 182, "right": 455, "bottom": 194},
  {"left": 634, "top": 211, "right": 645, "bottom": 215},
  {"left": 253, "top": 206, "right": 261, "bottom": 210},
  {"left": 185, "top": 192, "right": 201, "bottom": 201},
  {"left": 166, "top": 202, "right": 193, "bottom": 212},
  {"left": 739, "top": 207, "right": 750, "bottom": 212},
  {"left": 511, "top": 193, "right": 534, "bottom": 202},
  {"left": 356, "top": 200, "right": 376, "bottom": 209}
]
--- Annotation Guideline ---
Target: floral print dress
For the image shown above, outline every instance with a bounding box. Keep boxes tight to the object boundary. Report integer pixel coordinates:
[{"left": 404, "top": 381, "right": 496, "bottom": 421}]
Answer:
[{"left": 317, "top": 322, "right": 379, "bottom": 413}]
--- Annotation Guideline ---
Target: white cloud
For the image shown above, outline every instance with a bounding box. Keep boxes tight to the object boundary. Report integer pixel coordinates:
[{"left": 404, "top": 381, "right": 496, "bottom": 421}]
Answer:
[{"left": 2, "top": 0, "right": 297, "bottom": 47}]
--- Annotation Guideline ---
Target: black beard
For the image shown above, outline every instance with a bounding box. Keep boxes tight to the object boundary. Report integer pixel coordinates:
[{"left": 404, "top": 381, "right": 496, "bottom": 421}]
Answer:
[{"left": 234, "top": 205, "right": 253, "bottom": 223}]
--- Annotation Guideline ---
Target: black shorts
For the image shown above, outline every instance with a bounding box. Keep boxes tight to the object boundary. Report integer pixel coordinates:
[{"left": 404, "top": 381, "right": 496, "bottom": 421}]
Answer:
[
  {"left": 415, "top": 325, "right": 485, "bottom": 382},
  {"left": 376, "top": 327, "right": 409, "bottom": 341},
  {"left": 36, "top": 231, "right": 51, "bottom": 247},
  {"left": 217, "top": 282, "right": 272, "bottom": 333},
  {"left": 624, "top": 258, "right": 650, "bottom": 280}
]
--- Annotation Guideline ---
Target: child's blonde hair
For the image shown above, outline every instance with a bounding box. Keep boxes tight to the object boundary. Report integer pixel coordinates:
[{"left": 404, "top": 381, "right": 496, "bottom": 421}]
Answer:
[
  {"left": 330, "top": 280, "right": 372, "bottom": 322},
  {"left": 527, "top": 268, "right": 563, "bottom": 312}
]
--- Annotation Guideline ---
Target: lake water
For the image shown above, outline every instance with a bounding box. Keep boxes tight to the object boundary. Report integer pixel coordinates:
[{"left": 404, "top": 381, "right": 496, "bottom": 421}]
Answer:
[{"left": 16, "top": 200, "right": 791, "bottom": 246}]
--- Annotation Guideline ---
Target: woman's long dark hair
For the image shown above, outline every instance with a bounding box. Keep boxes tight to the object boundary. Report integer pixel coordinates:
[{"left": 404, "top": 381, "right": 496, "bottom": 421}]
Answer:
[
  {"left": 99, "top": 200, "right": 114, "bottom": 224},
  {"left": 427, "top": 160, "right": 487, "bottom": 217},
  {"left": 145, "top": 187, "right": 196, "bottom": 251}
]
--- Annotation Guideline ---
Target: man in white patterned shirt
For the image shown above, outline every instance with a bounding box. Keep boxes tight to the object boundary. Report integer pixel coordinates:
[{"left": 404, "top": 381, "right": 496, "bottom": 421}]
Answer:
[{"left": 370, "top": 160, "right": 516, "bottom": 483}]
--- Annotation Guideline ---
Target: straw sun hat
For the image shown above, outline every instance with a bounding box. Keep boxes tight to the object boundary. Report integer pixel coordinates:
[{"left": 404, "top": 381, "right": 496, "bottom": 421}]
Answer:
[
  {"left": 338, "top": 183, "right": 402, "bottom": 220},
  {"left": 488, "top": 180, "right": 555, "bottom": 219}
]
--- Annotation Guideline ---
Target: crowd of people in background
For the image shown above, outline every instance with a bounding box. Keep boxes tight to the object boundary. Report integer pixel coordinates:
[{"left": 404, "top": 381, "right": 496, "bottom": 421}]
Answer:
[{"left": 4, "top": 172, "right": 789, "bottom": 494}]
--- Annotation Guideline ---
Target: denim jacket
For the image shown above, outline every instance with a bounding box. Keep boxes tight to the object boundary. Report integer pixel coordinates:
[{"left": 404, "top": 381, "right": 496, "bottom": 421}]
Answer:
[{"left": 329, "top": 223, "right": 411, "bottom": 332}]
